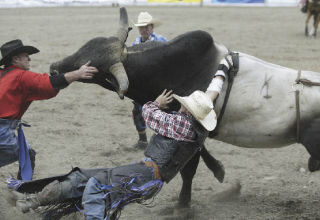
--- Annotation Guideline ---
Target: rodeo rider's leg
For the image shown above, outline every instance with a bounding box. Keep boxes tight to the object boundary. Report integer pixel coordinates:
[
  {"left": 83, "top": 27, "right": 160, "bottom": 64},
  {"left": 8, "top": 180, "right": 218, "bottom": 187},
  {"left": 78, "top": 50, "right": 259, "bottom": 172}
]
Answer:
[
  {"left": 15, "top": 170, "right": 89, "bottom": 213},
  {"left": 82, "top": 163, "right": 154, "bottom": 220},
  {"left": 132, "top": 101, "right": 148, "bottom": 149}
]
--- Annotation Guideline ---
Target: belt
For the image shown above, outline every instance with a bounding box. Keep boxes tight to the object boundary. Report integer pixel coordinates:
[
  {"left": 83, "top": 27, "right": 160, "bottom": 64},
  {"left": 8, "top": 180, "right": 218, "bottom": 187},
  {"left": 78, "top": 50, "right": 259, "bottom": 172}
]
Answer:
[{"left": 143, "top": 161, "right": 162, "bottom": 180}]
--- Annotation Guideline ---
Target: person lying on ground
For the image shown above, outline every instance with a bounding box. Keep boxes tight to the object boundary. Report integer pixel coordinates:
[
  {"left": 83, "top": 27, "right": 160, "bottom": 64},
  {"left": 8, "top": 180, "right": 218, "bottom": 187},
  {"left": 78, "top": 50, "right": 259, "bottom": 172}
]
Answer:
[{"left": 8, "top": 89, "right": 224, "bottom": 220}]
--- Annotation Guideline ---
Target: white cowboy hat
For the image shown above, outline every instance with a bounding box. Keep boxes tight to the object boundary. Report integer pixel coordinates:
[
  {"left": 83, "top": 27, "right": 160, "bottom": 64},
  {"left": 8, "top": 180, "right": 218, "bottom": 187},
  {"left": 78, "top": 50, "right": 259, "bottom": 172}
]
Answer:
[
  {"left": 134, "top": 12, "right": 161, "bottom": 27},
  {"left": 173, "top": 90, "right": 217, "bottom": 131}
]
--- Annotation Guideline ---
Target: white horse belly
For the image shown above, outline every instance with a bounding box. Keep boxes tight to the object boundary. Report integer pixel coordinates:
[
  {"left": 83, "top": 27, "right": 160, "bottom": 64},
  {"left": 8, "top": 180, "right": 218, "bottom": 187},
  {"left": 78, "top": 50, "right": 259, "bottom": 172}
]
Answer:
[{"left": 214, "top": 53, "right": 299, "bottom": 148}]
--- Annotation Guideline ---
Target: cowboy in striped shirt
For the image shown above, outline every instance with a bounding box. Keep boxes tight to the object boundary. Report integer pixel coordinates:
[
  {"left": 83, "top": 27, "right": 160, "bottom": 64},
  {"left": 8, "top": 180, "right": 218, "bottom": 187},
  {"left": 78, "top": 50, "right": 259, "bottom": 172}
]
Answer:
[
  {"left": 11, "top": 90, "right": 224, "bottom": 220},
  {"left": 82, "top": 89, "right": 220, "bottom": 219}
]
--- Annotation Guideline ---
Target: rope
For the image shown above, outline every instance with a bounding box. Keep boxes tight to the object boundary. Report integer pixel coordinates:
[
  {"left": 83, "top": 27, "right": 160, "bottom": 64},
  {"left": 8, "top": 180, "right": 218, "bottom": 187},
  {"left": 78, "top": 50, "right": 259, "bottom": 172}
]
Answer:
[{"left": 99, "top": 175, "right": 163, "bottom": 220}]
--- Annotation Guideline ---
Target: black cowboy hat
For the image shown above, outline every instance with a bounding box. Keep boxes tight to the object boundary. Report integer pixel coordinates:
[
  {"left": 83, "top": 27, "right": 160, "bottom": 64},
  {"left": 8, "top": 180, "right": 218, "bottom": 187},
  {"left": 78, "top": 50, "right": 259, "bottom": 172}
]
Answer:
[{"left": 0, "top": 39, "right": 39, "bottom": 66}]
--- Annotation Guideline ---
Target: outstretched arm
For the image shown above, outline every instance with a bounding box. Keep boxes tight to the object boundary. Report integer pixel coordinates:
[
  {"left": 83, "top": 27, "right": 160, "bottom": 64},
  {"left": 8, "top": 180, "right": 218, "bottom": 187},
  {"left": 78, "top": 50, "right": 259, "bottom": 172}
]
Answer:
[
  {"left": 64, "top": 61, "right": 98, "bottom": 83},
  {"left": 50, "top": 61, "right": 98, "bottom": 90}
]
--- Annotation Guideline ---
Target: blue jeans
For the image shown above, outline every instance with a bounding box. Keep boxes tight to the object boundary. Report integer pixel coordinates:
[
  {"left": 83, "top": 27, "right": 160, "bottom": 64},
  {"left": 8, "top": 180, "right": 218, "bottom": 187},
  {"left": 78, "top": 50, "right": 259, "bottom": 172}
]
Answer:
[
  {"left": 82, "top": 163, "right": 155, "bottom": 220},
  {"left": 0, "top": 118, "right": 20, "bottom": 167},
  {"left": 132, "top": 102, "right": 146, "bottom": 132}
]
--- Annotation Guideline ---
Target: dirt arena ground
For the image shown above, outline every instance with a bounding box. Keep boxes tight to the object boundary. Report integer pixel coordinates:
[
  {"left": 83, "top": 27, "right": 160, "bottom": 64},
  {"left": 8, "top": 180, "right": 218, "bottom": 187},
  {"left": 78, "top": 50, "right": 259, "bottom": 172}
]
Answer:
[{"left": 1, "top": 5, "right": 320, "bottom": 220}]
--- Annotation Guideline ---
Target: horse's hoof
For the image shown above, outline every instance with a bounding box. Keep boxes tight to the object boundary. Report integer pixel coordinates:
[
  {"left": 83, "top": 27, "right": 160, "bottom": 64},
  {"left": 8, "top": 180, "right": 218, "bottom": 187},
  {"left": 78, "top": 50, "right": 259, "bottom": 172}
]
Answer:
[
  {"left": 308, "top": 157, "right": 320, "bottom": 172},
  {"left": 173, "top": 204, "right": 195, "bottom": 219},
  {"left": 178, "top": 191, "right": 191, "bottom": 208},
  {"left": 175, "top": 201, "right": 190, "bottom": 209}
]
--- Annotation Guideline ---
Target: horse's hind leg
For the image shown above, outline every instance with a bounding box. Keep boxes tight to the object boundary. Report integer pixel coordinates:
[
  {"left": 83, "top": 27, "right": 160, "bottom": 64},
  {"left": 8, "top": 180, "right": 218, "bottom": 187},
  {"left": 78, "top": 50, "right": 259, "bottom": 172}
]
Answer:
[
  {"left": 178, "top": 151, "right": 200, "bottom": 207},
  {"left": 313, "top": 13, "right": 320, "bottom": 37},
  {"left": 301, "top": 118, "right": 320, "bottom": 171}
]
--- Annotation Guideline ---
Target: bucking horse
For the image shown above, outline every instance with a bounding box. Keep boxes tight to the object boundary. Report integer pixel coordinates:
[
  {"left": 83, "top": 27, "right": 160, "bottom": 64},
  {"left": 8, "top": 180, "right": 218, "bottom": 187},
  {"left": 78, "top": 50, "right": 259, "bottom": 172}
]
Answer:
[{"left": 46, "top": 7, "right": 320, "bottom": 210}]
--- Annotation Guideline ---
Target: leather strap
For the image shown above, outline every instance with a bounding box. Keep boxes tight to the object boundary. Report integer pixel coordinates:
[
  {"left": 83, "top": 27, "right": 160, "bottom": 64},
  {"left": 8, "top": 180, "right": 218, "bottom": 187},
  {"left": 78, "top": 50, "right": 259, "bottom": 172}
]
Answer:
[
  {"left": 210, "top": 51, "right": 239, "bottom": 137},
  {"left": 298, "top": 79, "right": 320, "bottom": 86},
  {"left": 144, "top": 161, "right": 162, "bottom": 180},
  {"left": 295, "top": 70, "right": 302, "bottom": 142},
  {"left": 295, "top": 89, "right": 301, "bottom": 143},
  {"left": 218, "top": 64, "right": 229, "bottom": 76}
]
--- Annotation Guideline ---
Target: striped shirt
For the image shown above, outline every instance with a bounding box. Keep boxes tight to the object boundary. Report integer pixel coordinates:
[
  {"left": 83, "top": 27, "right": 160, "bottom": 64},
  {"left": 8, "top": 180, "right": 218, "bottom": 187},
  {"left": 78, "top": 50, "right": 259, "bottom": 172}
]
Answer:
[{"left": 142, "top": 101, "right": 196, "bottom": 142}]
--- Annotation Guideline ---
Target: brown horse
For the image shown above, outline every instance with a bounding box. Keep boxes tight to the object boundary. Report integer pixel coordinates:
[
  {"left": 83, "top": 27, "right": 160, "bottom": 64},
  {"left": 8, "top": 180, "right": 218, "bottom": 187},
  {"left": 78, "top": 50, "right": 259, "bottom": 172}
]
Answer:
[{"left": 304, "top": 0, "right": 320, "bottom": 37}]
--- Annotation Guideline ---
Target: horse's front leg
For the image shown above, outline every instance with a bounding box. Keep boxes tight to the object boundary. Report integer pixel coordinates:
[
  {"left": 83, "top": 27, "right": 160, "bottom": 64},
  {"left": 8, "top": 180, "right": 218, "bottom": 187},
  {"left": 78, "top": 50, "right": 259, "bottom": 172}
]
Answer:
[
  {"left": 305, "top": 11, "right": 312, "bottom": 36},
  {"left": 178, "top": 151, "right": 201, "bottom": 207}
]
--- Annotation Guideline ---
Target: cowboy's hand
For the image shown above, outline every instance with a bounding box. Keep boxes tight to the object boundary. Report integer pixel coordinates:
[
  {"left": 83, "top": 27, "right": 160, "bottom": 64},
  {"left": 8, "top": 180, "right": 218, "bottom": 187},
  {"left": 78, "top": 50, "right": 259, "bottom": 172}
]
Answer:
[
  {"left": 77, "top": 61, "right": 98, "bottom": 80},
  {"left": 155, "top": 89, "right": 174, "bottom": 110}
]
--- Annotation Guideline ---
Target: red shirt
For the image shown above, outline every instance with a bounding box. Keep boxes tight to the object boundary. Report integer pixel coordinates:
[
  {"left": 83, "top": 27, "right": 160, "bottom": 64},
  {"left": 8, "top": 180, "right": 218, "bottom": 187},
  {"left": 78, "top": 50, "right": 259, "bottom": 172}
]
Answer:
[
  {"left": 142, "top": 101, "right": 196, "bottom": 142},
  {"left": 0, "top": 65, "right": 58, "bottom": 119}
]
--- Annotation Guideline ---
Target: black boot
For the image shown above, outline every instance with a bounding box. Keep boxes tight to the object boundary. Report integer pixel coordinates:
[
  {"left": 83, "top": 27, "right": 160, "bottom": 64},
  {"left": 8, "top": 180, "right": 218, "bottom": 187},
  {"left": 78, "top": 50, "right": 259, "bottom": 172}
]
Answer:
[{"left": 15, "top": 180, "right": 63, "bottom": 213}]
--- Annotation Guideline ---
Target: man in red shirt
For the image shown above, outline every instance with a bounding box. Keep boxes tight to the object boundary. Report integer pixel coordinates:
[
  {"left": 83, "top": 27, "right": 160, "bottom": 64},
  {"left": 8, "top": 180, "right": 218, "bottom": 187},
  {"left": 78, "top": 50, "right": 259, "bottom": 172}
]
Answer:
[{"left": 0, "top": 39, "right": 98, "bottom": 180}]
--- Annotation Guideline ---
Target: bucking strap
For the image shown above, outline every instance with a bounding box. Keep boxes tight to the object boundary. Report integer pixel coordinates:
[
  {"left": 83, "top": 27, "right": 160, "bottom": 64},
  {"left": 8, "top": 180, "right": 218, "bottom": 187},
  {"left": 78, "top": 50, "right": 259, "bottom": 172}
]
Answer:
[
  {"left": 218, "top": 64, "right": 229, "bottom": 76},
  {"left": 210, "top": 51, "right": 239, "bottom": 137},
  {"left": 294, "top": 69, "right": 320, "bottom": 142},
  {"left": 296, "top": 70, "right": 320, "bottom": 87}
]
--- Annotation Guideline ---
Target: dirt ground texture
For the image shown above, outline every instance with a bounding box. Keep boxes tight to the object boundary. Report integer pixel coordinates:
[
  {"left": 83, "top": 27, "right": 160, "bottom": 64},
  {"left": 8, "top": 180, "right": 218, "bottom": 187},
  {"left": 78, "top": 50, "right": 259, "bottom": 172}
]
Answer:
[{"left": 1, "top": 5, "right": 320, "bottom": 220}]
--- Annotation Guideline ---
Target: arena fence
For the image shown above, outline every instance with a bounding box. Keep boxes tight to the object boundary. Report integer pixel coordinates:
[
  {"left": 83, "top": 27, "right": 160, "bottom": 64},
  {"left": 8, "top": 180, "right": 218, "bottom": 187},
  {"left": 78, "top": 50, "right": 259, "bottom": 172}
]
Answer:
[{"left": 0, "top": 0, "right": 301, "bottom": 8}]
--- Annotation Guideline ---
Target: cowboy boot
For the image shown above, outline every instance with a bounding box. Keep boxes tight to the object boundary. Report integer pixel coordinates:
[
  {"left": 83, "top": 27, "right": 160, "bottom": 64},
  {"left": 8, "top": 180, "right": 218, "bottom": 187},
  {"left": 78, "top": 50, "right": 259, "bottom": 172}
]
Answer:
[
  {"left": 15, "top": 193, "right": 40, "bottom": 213},
  {"left": 15, "top": 180, "right": 63, "bottom": 213}
]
